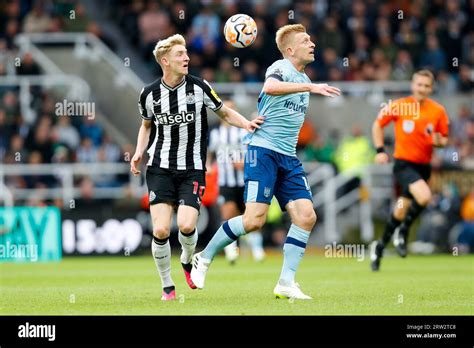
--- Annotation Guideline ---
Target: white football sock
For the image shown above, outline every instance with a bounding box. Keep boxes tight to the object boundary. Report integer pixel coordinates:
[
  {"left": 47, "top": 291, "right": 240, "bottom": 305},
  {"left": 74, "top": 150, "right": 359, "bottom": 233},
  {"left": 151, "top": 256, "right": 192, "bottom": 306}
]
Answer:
[
  {"left": 151, "top": 238, "right": 174, "bottom": 288},
  {"left": 178, "top": 229, "right": 198, "bottom": 264}
]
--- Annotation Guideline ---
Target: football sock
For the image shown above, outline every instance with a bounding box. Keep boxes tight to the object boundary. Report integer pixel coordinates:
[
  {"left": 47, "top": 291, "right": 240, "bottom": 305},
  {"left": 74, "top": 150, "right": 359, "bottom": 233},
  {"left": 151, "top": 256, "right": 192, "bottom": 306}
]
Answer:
[
  {"left": 163, "top": 285, "right": 175, "bottom": 294},
  {"left": 380, "top": 214, "right": 402, "bottom": 247},
  {"left": 178, "top": 228, "right": 198, "bottom": 264},
  {"left": 201, "top": 216, "right": 246, "bottom": 260},
  {"left": 151, "top": 236, "right": 174, "bottom": 288},
  {"left": 279, "top": 224, "right": 310, "bottom": 285},
  {"left": 398, "top": 201, "right": 425, "bottom": 239},
  {"left": 246, "top": 231, "right": 265, "bottom": 260}
]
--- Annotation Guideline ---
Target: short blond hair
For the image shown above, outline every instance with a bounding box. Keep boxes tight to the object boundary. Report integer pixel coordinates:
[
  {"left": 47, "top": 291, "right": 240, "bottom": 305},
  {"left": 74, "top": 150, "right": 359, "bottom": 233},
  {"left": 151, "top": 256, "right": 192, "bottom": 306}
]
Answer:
[
  {"left": 275, "top": 24, "right": 306, "bottom": 55},
  {"left": 153, "top": 34, "right": 186, "bottom": 65},
  {"left": 413, "top": 69, "right": 435, "bottom": 84}
]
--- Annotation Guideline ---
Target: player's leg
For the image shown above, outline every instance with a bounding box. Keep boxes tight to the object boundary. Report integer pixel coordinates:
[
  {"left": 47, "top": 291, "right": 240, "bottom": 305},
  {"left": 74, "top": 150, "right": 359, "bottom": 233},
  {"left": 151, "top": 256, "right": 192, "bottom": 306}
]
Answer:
[
  {"left": 149, "top": 203, "right": 175, "bottom": 300},
  {"left": 176, "top": 170, "right": 205, "bottom": 289},
  {"left": 395, "top": 179, "right": 432, "bottom": 257},
  {"left": 146, "top": 168, "right": 177, "bottom": 300},
  {"left": 273, "top": 156, "right": 314, "bottom": 299},
  {"left": 191, "top": 146, "right": 276, "bottom": 288},
  {"left": 192, "top": 202, "right": 268, "bottom": 288},
  {"left": 220, "top": 199, "right": 241, "bottom": 264},
  {"left": 370, "top": 196, "right": 410, "bottom": 271},
  {"left": 176, "top": 204, "right": 199, "bottom": 289}
]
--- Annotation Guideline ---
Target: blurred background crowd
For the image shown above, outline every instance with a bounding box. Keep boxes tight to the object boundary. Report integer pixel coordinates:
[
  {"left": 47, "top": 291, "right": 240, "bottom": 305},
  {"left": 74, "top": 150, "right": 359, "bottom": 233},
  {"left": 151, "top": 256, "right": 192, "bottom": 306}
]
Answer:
[{"left": 0, "top": 0, "right": 473, "bottom": 252}]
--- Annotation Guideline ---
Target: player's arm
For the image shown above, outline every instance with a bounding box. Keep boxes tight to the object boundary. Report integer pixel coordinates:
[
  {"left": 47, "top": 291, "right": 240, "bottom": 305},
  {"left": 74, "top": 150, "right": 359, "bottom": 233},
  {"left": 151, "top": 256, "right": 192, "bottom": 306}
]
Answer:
[
  {"left": 373, "top": 107, "right": 391, "bottom": 164},
  {"left": 263, "top": 77, "right": 340, "bottom": 97},
  {"left": 215, "top": 104, "right": 264, "bottom": 133},
  {"left": 130, "top": 119, "right": 152, "bottom": 176},
  {"left": 432, "top": 133, "right": 448, "bottom": 147},
  {"left": 432, "top": 108, "right": 449, "bottom": 147}
]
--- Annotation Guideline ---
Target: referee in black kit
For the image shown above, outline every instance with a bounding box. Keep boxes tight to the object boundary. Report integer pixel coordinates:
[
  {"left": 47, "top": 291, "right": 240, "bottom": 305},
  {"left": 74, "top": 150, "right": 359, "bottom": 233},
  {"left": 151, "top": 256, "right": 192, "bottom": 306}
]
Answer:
[{"left": 130, "top": 34, "right": 263, "bottom": 300}]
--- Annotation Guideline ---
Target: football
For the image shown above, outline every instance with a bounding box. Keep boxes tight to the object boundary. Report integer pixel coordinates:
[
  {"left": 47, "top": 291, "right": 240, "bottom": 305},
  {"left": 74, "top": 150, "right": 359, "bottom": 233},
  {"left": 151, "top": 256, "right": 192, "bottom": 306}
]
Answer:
[{"left": 224, "top": 14, "right": 258, "bottom": 48}]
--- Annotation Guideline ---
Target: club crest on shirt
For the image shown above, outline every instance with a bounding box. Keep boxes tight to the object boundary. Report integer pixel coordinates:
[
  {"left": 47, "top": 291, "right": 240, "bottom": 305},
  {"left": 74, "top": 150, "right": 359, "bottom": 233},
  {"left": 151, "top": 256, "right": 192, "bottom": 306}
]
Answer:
[
  {"left": 186, "top": 93, "right": 195, "bottom": 104},
  {"left": 264, "top": 187, "right": 271, "bottom": 198},
  {"left": 402, "top": 120, "right": 415, "bottom": 133}
]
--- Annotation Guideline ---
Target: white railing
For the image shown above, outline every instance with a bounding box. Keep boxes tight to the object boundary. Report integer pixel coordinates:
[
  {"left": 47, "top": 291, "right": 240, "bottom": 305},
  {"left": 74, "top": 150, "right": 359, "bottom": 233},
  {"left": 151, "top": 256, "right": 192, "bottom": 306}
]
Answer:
[
  {"left": 15, "top": 33, "right": 144, "bottom": 92},
  {"left": 0, "top": 163, "right": 142, "bottom": 207}
]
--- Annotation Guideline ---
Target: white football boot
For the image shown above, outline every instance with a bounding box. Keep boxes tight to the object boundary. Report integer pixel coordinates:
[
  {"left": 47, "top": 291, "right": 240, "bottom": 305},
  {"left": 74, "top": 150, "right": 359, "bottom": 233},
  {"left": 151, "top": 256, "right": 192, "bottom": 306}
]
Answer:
[
  {"left": 273, "top": 281, "right": 312, "bottom": 300},
  {"left": 190, "top": 252, "right": 211, "bottom": 289}
]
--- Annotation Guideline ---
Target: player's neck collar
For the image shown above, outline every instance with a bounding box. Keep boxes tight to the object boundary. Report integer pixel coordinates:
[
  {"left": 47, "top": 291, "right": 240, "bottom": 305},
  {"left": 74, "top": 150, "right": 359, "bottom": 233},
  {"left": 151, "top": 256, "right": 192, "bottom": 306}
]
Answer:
[{"left": 161, "top": 76, "right": 186, "bottom": 91}]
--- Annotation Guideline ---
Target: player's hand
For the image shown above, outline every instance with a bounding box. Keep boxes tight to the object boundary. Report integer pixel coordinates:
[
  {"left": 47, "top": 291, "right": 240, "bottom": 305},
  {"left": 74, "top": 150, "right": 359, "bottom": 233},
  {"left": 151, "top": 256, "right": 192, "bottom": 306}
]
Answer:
[
  {"left": 374, "top": 152, "right": 389, "bottom": 164},
  {"left": 130, "top": 153, "right": 142, "bottom": 176},
  {"left": 310, "top": 83, "right": 341, "bottom": 97},
  {"left": 246, "top": 115, "right": 264, "bottom": 133}
]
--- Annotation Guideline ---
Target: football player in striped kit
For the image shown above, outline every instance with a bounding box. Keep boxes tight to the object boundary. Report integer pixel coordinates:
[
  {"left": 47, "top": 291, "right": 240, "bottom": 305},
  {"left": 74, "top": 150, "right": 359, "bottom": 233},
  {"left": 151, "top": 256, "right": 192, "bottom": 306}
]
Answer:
[{"left": 130, "top": 34, "right": 263, "bottom": 300}]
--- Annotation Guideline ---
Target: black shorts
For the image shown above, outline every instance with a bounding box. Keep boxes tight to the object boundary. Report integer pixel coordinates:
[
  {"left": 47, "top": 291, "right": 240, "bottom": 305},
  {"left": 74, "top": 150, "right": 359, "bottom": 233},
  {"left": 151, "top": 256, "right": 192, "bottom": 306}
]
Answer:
[
  {"left": 145, "top": 167, "right": 206, "bottom": 211},
  {"left": 393, "top": 159, "right": 431, "bottom": 199},
  {"left": 219, "top": 186, "right": 245, "bottom": 213}
]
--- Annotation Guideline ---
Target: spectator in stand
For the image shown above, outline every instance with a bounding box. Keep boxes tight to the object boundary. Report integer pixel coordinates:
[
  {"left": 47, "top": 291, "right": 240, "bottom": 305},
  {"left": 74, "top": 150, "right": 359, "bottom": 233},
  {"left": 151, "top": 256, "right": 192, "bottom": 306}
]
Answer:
[
  {"left": 64, "top": 3, "right": 89, "bottom": 32},
  {"left": 319, "top": 16, "right": 345, "bottom": 57},
  {"left": 79, "top": 117, "right": 103, "bottom": 147},
  {"left": 53, "top": 116, "right": 81, "bottom": 151},
  {"left": 76, "top": 137, "right": 98, "bottom": 163},
  {"left": 22, "top": 2, "right": 51, "bottom": 33},
  {"left": 420, "top": 35, "right": 447, "bottom": 73},
  {"left": 101, "top": 133, "right": 121, "bottom": 163},
  {"left": 16, "top": 52, "right": 41, "bottom": 75},
  {"left": 1, "top": 91, "right": 19, "bottom": 123},
  {"left": 392, "top": 50, "right": 414, "bottom": 81},
  {"left": 188, "top": 5, "right": 220, "bottom": 52},
  {"left": 302, "top": 128, "right": 336, "bottom": 164},
  {"left": 137, "top": 2, "right": 172, "bottom": 60},
  {"left": 457, "top": 64, "right": 474, "bottom": 93}
]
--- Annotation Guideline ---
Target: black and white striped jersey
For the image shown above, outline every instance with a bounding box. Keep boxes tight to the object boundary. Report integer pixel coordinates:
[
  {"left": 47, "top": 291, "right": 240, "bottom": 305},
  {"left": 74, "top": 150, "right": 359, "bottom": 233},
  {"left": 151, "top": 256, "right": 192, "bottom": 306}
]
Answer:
[
  {"left": 138, "top": 74, "right": 223, "bottom": 171},
  {"left": 209, "top": 124, "right": 246, "bottom": 188}
]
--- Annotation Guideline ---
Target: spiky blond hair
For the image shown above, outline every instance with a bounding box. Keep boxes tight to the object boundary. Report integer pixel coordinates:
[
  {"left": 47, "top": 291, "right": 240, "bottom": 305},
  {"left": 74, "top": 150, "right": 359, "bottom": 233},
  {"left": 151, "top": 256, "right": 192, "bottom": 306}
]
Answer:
[
  {"left": 275, "top": 24, "right": 306, "bottom": 55},
  {"left": 413, "top": 69, "right": 435, "bottom": 85},
  {"left": 153, "top": 34, "right": 186, "bottom": 65}
]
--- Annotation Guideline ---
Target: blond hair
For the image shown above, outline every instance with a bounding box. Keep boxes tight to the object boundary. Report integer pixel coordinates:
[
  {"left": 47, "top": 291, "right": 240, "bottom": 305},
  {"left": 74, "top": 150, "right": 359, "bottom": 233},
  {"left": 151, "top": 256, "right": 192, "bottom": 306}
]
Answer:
[
  {"left": 153, "top": 34, "right": 186, "bottom": 65},
  {"left": 275, "top": 24, "right": 306, "bottom": 55},
  {"left": 413, "top": 69, "right": 435, "bottom": 84}
]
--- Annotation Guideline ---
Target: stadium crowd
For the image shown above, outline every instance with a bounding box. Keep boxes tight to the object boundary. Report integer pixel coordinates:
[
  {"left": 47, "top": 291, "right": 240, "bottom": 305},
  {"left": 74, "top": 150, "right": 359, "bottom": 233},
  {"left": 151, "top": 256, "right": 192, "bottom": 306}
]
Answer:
[
  {"left": 0, "top": 0, "right": 473, "bottom": 251},
  {"left": 109, "top": 0, "right": 473, "bottom": 92}
]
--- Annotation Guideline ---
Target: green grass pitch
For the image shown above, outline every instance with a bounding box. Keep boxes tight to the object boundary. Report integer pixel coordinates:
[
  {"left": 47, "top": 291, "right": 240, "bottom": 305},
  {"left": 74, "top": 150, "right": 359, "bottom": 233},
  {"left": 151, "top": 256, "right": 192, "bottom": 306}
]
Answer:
[{"left": 1, "top": 252, "right": 472, "bottom": 315}]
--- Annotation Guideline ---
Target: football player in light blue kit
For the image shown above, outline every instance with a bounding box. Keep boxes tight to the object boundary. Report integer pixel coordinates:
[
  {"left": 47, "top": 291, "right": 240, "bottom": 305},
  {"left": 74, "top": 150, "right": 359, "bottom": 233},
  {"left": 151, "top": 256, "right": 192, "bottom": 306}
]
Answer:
[{"left": 191, "top": 24, "right": 341, "bottom": 299}]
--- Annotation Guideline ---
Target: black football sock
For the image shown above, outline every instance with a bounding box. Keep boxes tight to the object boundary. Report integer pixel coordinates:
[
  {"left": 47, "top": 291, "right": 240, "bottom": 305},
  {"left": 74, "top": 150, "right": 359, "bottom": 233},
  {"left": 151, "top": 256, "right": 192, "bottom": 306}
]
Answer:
[
  {"left": 399, "top": 201, "right": 425, "bottom": 240},
  {"left": 380, "top": 214, "right": 403, "bottom": 247}
]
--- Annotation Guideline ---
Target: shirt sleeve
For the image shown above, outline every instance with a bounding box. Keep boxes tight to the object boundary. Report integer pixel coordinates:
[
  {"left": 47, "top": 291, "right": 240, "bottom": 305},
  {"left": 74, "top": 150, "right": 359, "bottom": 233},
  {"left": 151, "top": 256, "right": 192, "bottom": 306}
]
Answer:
[
  {"left": 201, "top": 79, "right": 223, "bottom": 111},
  {"left": 265, "top": 61, "right": 285, "bottom": 81},
  {"left": 436, "top": 106, "right": 450, "bottom": 137},
  {"left": 138, "top": 87, "right": 152, "bottom": 120},
  {"left": 376, "top": 103, "right": 397, "bottom": 128}
]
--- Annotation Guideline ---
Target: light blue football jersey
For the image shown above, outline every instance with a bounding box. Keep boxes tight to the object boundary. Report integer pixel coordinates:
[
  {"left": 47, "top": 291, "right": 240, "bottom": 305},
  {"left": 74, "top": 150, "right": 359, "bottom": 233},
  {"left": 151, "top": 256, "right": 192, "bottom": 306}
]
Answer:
[{"left": 244, "top": 58, "right": 311, "bottom": 156}]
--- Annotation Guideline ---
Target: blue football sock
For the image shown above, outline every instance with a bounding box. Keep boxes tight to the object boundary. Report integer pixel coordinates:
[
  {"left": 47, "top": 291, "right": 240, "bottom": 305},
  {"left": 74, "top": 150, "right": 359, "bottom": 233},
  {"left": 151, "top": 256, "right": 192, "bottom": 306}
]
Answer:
[
  {"left": 201, "top": 216, "right": 246, "bottom": 260},
  {"left": 279, "top": 224, "right": 310, "bottom": 285}
]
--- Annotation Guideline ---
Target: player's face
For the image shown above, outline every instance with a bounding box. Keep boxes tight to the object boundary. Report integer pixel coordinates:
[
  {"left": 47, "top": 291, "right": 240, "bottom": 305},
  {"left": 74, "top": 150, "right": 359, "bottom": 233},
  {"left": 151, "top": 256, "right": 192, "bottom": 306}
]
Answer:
[
  {"left": 292, "top": 32, "right": 315, "bottom": 65},
  {"left": 411, "top": 75, "right": 433, "bottom": 101},
  {"left": 166, "top": 45, "right": 189, "bottom": 76}
]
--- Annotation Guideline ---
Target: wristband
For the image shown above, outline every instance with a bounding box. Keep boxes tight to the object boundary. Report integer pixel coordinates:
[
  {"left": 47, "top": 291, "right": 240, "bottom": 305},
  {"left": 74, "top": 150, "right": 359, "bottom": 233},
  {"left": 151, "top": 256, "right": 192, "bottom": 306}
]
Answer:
[{"left": 376, "top": 147, "right": 385, "bottom": 154}]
